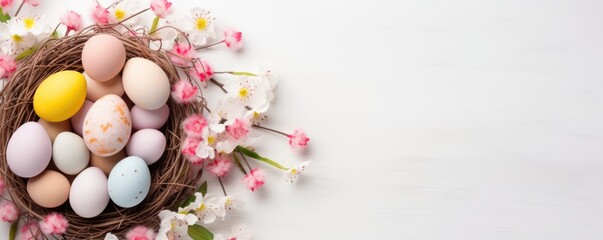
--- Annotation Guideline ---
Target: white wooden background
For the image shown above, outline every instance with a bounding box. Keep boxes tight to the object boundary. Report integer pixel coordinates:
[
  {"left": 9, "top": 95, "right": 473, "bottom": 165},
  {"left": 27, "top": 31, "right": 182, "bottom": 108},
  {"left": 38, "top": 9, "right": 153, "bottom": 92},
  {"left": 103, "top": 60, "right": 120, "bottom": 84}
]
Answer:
[{"left": 3, "top": 0, "right": 603, "bottom": 239}]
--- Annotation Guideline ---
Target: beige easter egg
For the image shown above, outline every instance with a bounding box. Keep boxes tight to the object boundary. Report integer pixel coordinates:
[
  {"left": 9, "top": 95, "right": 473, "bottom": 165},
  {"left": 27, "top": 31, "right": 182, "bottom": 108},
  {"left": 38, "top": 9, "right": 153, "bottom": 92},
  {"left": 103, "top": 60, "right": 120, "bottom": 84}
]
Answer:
[{"left": 83, "top": 94, "right": 132, "bottom": 157}]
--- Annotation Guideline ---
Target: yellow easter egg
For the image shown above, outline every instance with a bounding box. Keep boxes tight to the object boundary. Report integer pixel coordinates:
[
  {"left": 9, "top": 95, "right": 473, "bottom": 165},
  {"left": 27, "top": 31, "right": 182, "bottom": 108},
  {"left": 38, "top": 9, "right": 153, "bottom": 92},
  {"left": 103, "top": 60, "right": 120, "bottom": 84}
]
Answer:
[{"left": 34, "top": 71, "right": 87, "bottom": 122}]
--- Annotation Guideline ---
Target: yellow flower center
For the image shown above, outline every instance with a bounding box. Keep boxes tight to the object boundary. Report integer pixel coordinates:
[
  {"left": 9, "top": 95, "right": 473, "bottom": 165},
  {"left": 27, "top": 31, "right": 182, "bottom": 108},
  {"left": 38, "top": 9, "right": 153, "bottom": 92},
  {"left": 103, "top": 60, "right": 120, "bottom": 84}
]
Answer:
[
  {"left": 11, "top": 34, "right": 23, "bottom": 43},
  {"left": 291, "top": 168, "right": 298, "bottom": 174},
  {"left": 196, "top": 204, "right": 206, "bottom": 212},
  {"left": 23, "top": 18, "right": 35, "bottom": 29},
  {"left": 207, "top": 136, "right": 216, "bottom": 145},
  {"left": 238, "top": 88, "right": 248, "bottom": 99},
  {"left": 196, "top": 18, "right": 207, "bottom": 30},
  {"left": 225, "top": 198, "right": 232, "bottom": 206},
  {"left": 115, "top": 9, "right": 126, "bottom": 21}
]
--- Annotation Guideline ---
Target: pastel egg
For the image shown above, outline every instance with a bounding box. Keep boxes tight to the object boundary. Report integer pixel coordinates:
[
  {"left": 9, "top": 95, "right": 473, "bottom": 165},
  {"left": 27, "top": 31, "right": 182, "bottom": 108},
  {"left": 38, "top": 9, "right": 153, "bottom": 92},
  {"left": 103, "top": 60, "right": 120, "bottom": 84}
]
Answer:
[
  {"left": 131, "top": 104, "right": 170, "bottom": 130},
  {"left": 37, "top": 119, "right": 72, "bottom": 143},
  {"left": 7, "top": 122, "right": 52, "bottom": 178},
  {"left": 70, "top": 100, "right": 93, "bottom": 136},
  {"left": 125, "top": 129, "right": 166, "bottom": 165},
  {"left": 90, "top": 150, "right": 126, "bottom": 176},
  {"left": 81, "top": 34, "right": 126, "bottom": 82},
  {"left": 53, "top": 132, "right": 90, "bottom": 175},
  {"left": 122, "top": 58, "right": 170, "bottom": 110},
  {"left": 27, "top": 170, "right": 70, "bottom": 208},
  {"left": 83, "top": 72, "right": 125, "bottom": 101},
  {"left": 70, "top": 167, "right": 110, "bottom": 218},
  {"left": 83, "top": 94, "right": 132, "bottom": 157},
  {"left": 33, "top": 71, "right": 87, "bottom": 122},
  {"left": 108, "top": 156, "right": 151, "bottom": 208}
]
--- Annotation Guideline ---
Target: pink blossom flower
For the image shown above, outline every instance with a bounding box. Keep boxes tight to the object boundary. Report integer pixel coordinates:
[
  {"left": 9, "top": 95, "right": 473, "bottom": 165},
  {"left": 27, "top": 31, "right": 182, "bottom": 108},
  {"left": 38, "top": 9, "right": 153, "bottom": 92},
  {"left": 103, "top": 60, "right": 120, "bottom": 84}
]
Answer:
[
  {"left": 223, "top": 28, "right": 243, "bottom": 51},
  {"left": 60, "top": 11, "right": 82, "bottom": 33},
  {"left": 0, "top": 0, "right": 14, "bottom": 8},
  {"left": 190, "top": 60, "right": 213, "bottom": 82},
  {"left": 24, "top": 0, "right": 38, "bottom": 6},
  {"left": 0, "top": 201, "right": 19, "bottom": 223},
  {"left": 171, "top": 80, "right": 198, "bottom": 104},
  {"left": 169, "top": 42, "right": 197, "bottom": 66},
  {"left": 91, "top": 4, "right": 110, "bottom": 25},
  {"left": 182, "top": 114, "right": 207, "bottom": 138},
  {"left": 0, "top": 177, "right": 5, "bottom": 194},
  {"left": 181, "top": 137, "right": 203, "bottom": 164},
  {"left": 126, "top": 225, "right": 156, "bottom": 240},
  {"left": 243, "top": 168, "right": 265, "bottom": 192},
  {"left": 0, "top": 53, "right": 17, "bottom": 80},
  {"left": 150, "top": 0, "right": 172, "bottom": 18},
  {"left": 208, "top": 156, "right": 233, "bottom": 177},
  {"left": 39, "top": 212, "right": 69, "bottom": 235},
  {"left": 287, "top": 129, "right": 310, "bottom": 150},
  {"left": 226, "top": 118, "right": 249, "bottom": 140},
  {"left": 20, "top": 221, "right": 40, "bottom": 240}
]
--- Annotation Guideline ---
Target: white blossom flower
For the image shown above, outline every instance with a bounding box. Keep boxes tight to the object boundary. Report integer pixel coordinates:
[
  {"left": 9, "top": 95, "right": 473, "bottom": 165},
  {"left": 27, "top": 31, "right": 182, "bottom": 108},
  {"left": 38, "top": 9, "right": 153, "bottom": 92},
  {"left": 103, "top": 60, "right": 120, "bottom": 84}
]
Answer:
[
  {"left": 149, "top": 21, "right": 178, "bottom": 51},
  {"left": 108, "top": 0, "right": 142, "bottom": 29},
  {"left": 214, "top": 224, "right": 254, "bottom": 240},
  {"left": 224, "top": 76, "right": 269, "bottom": 109},
  {"left": 208, "top": 98, "right": 246, "bottom": 133},
  {"left": 259, "top": 64, "right": 278, "bottom": 102},
  {"left": 178, "top": 193, "right": 218, "bottom": 224},
  {"left": 214, "top": 195, "right": 244, "bottom": 219},
  {"left": 283, "top": 160, "right": 311, "bottom": 183},
  {"left": 0, "top": 15, "right": 49, "bottom": 54},
  {"left": 180, "top": 7, "right": 216, "bottom": 46},
  {"left": 156, "top": 210, "right": 198, "bottom": 240},
  {"left": 104, "top": 233, "right": 118, "bottom": 240}
]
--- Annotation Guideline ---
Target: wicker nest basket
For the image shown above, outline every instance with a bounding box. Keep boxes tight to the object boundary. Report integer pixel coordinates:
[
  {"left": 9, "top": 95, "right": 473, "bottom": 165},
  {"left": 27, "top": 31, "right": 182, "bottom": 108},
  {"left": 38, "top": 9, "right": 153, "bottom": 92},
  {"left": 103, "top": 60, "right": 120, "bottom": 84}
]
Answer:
[{"left": 0, "top": 27, "right": 200, "bottom": 239}]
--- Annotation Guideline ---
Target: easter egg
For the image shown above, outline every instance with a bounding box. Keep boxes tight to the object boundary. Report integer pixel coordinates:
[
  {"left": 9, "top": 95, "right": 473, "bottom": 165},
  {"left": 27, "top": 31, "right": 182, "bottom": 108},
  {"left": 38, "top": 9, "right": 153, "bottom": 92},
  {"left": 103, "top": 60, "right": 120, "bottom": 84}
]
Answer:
[
  {"left": 70, "top": 100, "right": 93, "bottom": 136},
  {"left": 27, "top": 170, "right": 70, "bottom": 208},
  {"left": 37, "top": 119, "right": 72, "bottom": 143},
  {"left": 122, "top": 58, "right": 170, "bottom": 110},
  {"left": 107, "top": 156, "right": 151, "bottom": 208},
  {"left": 81, "top": 34, "right": 126, "bottom": 82},
  {"left": 53, "top": 132, "right": 90, "bottom": 175},
  {"left": 83, "top": 94, "right": 132, "bottom": 157},
  {"left": 70, "top": 167, "right": 110, "bottom": 218},
  {"left": 131, "top": 104, "right": 170, "bottom": 130},
  {"left": 7, "top": 122, "right": 52, "bottom": 178},
  {"left": 125, "top": 129, "right": 166, "bottom": 165},
  {"left": 33, "top": 71, "right": 87, "bottom": 122},
  {"left": 83, "top": 72, "right": 125, "bottom": 101},
  {"left": 90, "top": 150, "right": 126, "bottom": 176}
]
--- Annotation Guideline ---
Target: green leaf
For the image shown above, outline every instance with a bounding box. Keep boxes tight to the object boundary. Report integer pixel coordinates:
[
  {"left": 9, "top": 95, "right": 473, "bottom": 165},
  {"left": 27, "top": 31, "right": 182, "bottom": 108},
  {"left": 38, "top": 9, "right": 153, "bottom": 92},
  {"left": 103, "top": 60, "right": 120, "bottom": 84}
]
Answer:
[
  {"left": 0, "top": 8, "right": 10, "bottom": 23},
  {"left": 188, "top": 225, "right": 214, "bottom": 240},
  {"left": 236, "top": 146, "right": 261, "bottom": 159},
  {"left": 149, "top": 16, "right": 160, "bottom": 34},
  {"left": 15, "top": 47, "right": 38, "bottom": 60},
  {"left": 199, "top": 181, "right": 208, "bottom": 197},
  {"left": 9, "top": 220, "right": 18, "bottom": 240},
  {"left": 51, "top": 31, "right": 60, "bottom": 39},
  {"left": 180, "top": 181, "right": 208, "bottom": 208},
  {"left": 231, "top": 71, "right": 257, "bottom": 77}
]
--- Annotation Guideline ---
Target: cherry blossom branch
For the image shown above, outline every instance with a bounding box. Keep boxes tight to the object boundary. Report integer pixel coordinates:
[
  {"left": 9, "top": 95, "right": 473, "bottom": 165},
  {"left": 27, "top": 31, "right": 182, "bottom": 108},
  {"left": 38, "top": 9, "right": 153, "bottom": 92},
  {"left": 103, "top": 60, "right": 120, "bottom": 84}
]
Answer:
[
  {"left": 195, "top": 40, "right": 225, "bottom": 50},
  {"left": 217, "top": 177, "right": 227, "bottom": 196},
  {"left": 14, "top": 0, "right": 26, "bottom": 17},
  {"left": 238, "top": 150, "right": 253, "bottom": 170},
  {"left": 210, "top": 78, "right": 227, "bottom": 93},
  {"left": 231, "top": 152, "right": 248, "bottom": 174},
  {"left": 252, "top": 124, "right": 288, "bottom": 137}
]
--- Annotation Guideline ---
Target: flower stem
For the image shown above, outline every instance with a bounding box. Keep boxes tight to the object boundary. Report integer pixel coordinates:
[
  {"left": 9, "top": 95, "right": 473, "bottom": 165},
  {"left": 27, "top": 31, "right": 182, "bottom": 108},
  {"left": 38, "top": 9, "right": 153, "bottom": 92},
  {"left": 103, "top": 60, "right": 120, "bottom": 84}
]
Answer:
[
  {"left": 118, "top": 8, "right": 150, "bottom": 24},
  {"left": 236, "top": 146, "right": 288, "bottom": 171},
  {"left": 252, "top": 124, "right": 288, "bottom": 137},
  {"left": 195, "top": 40, "right": 225, "bottom": 50},
  {"left": 149, "top": 16, "right": 160, "bottom": 33},
  {"left": 238, "top": 150, "right": 253, "bottom": 170},
  {"left": 210, "top": 78, "right": 227, "bottom": 93},
  {"left": 217, "top": 177, "right": 227, "bottom": 196},
  {"left": 14, "top": 0, "right": 26, "bottom": 17},
  {"left": 231, "top": 152, "right": 247, "bottom": 174}
]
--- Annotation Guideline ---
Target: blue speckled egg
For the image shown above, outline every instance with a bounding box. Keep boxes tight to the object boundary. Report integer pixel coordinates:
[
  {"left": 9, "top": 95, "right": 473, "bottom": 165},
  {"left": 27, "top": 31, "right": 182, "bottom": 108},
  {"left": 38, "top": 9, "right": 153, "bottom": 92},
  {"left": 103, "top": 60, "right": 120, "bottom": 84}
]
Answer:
[{"left": 107, "top": 156, "right": 151, "bottom": 208}]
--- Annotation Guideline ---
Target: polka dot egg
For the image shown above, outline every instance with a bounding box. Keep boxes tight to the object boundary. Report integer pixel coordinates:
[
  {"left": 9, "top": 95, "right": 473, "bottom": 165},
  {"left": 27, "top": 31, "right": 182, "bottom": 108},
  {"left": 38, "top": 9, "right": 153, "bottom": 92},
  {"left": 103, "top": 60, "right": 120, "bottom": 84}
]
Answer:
[{"left": 83, "top": 94, "right": 132, "bottom": 157}]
